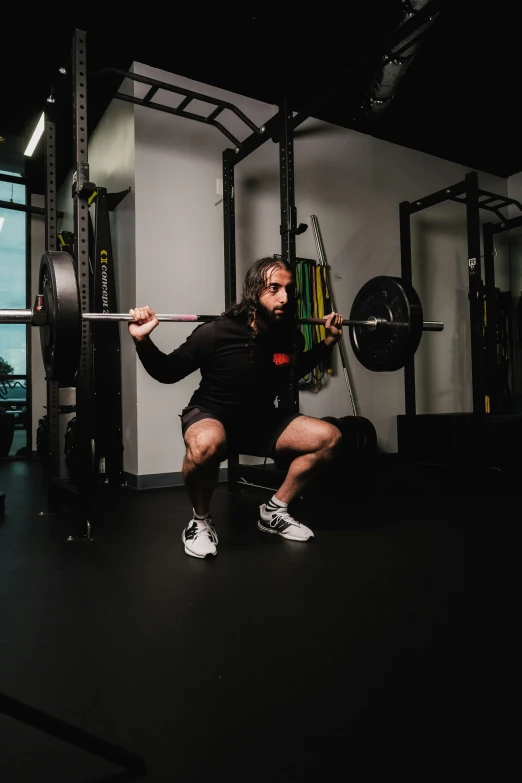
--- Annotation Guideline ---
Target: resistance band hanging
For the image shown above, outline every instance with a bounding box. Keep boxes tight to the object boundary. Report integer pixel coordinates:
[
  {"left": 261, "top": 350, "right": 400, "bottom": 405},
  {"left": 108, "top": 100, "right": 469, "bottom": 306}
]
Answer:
[{"left": 295, "top": 258, "right": 332, "bottom": 390}]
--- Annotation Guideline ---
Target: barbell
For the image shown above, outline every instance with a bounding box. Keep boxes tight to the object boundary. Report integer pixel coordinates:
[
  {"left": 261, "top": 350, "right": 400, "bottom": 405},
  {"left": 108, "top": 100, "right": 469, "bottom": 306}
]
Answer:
[{"left": 0, "top": 251, "right": 444, "bottom": 384}]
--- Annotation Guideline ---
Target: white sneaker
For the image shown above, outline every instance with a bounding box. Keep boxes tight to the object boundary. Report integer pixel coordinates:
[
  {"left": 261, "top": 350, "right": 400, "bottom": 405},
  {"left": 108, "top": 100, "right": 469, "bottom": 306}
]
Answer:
[
  {"left": 258, "top": 504, "right": 314, "bottom": 541},
  {"left": 182, "top": 517, "right": 218, "bottom": 558}
]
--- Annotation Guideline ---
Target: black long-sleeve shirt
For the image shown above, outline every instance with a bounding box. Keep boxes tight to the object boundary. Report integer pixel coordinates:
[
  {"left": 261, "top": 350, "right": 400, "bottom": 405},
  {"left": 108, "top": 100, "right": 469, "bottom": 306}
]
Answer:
[{"left": 135, "top": 317, "right": 329, "bottom": 417}]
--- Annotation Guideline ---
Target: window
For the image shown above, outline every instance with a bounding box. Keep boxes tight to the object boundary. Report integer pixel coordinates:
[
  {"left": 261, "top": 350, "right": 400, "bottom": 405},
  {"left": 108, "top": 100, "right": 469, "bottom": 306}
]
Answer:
[{"left": 0, "top": 173, "right": 28, "bottom": 457}]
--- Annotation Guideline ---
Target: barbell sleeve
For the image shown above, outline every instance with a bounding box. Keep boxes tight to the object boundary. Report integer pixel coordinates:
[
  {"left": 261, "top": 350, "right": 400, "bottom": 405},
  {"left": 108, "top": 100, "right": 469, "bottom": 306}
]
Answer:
[{"left": 0, "top": 309, "right": 34, "bottom": 324}]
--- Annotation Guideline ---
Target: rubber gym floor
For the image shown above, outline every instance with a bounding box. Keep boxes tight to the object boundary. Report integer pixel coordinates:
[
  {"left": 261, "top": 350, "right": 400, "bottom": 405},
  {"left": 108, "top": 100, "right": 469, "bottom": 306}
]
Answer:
[{"left": 0, "top": 458, "right": 518, "bottom": 782}]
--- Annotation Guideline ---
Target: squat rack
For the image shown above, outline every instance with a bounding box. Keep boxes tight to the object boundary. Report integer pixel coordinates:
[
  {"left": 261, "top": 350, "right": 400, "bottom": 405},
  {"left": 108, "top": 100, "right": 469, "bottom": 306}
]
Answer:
[
  {"left": 483, "top": 212, "right": 522, "bottom": 414},
  {"left": 400, "top": 173, "right": 522, "bottom": 418},
  {"left": 43, "top": 32, "right": 95, "bottom": 528},
  {"left": 398, "top": 174, "right": 522, "bottom": 464}
]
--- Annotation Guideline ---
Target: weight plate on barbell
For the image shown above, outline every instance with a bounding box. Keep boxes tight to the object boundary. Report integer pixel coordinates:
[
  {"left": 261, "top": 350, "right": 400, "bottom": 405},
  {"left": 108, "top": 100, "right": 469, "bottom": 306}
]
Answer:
[
  {"left": 39, "top": 251, "right": 81, "bottom": 385},
  {"left": 349, "top": 276, "right": 423, "bottom": 371}
]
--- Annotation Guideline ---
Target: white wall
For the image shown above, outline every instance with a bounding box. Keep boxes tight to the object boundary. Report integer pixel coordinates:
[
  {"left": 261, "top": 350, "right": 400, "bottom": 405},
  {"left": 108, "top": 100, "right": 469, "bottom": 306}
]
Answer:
[{"left": 508, "top": 171, "right": 522, "bottom": 209}]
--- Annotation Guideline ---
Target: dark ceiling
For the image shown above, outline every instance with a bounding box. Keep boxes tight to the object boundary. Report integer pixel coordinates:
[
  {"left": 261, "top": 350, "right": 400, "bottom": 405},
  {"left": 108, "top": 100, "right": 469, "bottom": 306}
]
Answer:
[{"left": 0, "top": 0, "right": 519, "bottom": 195}]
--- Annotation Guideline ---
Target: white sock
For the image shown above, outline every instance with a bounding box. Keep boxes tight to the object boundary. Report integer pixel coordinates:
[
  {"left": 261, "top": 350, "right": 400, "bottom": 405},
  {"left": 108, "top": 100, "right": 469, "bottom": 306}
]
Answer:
[
  {"left": 265, "top": 495, "right": 288, "bottom": 514},
  {"left": 193, "top": 509, "right": 210, "bottom": 521}
]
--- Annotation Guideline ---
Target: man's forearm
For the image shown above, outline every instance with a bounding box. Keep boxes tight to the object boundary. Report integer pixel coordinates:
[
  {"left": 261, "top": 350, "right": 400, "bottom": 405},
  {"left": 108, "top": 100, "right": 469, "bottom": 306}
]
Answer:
[{"left": 323, "top": 336, "right": 339, "bottom": 349}]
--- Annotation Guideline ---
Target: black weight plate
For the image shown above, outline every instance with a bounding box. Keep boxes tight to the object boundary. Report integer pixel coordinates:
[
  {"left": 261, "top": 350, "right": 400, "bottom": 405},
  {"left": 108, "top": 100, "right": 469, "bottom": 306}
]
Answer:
[
  {"left": 339, "top": 415, "right": 377, "bottom": 460},
  {"left": 349, "top": 276, "right": 423, "bottom": 372},
  {"left": 39, "top": 251, "right": 81, "bottom": 385}
]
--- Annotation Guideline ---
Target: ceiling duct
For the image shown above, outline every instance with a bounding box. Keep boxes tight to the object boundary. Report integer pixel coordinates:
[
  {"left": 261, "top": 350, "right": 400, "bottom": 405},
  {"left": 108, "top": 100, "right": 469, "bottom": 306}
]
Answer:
[{"left": 364, "top": 0, "right": 441, "bottom": 117}]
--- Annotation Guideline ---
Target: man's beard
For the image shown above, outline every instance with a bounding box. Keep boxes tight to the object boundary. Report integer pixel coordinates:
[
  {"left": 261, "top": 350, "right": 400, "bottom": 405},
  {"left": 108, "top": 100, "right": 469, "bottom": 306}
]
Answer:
[{"left": 254, "top": 302, "right": 296, "bottom": 344}]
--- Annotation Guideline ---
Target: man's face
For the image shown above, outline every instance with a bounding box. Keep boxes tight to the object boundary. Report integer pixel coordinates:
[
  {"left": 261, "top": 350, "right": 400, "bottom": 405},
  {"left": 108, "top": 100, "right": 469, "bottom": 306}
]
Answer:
[{"left": 257, "top": 266, "right": 294, "bottom": 321}]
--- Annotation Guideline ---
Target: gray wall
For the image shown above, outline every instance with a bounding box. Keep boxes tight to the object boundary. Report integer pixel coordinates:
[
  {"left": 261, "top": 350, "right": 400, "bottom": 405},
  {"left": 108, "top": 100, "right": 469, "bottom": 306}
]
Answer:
[{"left": 508, "top": 171, "right": 522, "bottom": 209}]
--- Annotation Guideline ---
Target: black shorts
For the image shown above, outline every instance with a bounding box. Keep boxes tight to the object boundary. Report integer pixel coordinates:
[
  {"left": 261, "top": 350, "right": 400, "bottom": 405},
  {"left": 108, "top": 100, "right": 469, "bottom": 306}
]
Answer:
[{"left": 180, "top": 405, "right": 302, "bottom": 460}]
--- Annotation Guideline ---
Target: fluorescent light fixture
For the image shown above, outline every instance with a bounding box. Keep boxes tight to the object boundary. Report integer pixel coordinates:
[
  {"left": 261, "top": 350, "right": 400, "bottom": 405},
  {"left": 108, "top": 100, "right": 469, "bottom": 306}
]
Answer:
[
  {"left": 24, "top": 113, "right": 45, "bottom": 157},
  {"left": 0, "top": 217, "right": 4, "bottom": 233}
]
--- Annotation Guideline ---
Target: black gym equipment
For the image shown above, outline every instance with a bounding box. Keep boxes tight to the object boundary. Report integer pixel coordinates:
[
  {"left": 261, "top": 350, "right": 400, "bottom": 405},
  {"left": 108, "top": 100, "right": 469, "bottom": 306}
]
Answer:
[
  {"left": 483, "top": 213, "right": 522, "bottom": 415},
  {"left": 399, "top": 172, "right": 522, "bottom": 468},
  {"left": 89, "top": 186, "right": 125, "bottom": 486},
  {"left": 349, "top": 276, "right": 424, "bottom": 372},
  {"left": 38, "top": 250, "right": 81, "bottom": 385}
]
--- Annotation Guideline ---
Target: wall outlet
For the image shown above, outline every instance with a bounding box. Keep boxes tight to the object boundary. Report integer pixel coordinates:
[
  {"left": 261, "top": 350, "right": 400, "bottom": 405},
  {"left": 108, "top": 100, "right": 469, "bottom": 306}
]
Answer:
[{"left": 216, "top": 178, "right": 223, "bottom": 196}]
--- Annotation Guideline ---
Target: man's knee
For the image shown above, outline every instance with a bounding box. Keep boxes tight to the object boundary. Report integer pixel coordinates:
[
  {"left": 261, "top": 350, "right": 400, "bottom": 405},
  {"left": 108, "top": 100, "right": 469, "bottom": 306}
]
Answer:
[
  {"left": 186, "top": 427, "right": 226, "bottom": 467},
  {"left": 319, "top": 422, "right": 343, "bottom": 459}
]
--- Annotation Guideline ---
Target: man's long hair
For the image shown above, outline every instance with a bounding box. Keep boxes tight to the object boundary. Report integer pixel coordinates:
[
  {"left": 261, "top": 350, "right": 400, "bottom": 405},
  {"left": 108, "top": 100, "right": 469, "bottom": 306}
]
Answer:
[
  {"left": 222, "top": 256, "right": 297, "bottom": 323},
  {"left": 222, "top": 256, "right": 301, "bottom": 362}
]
